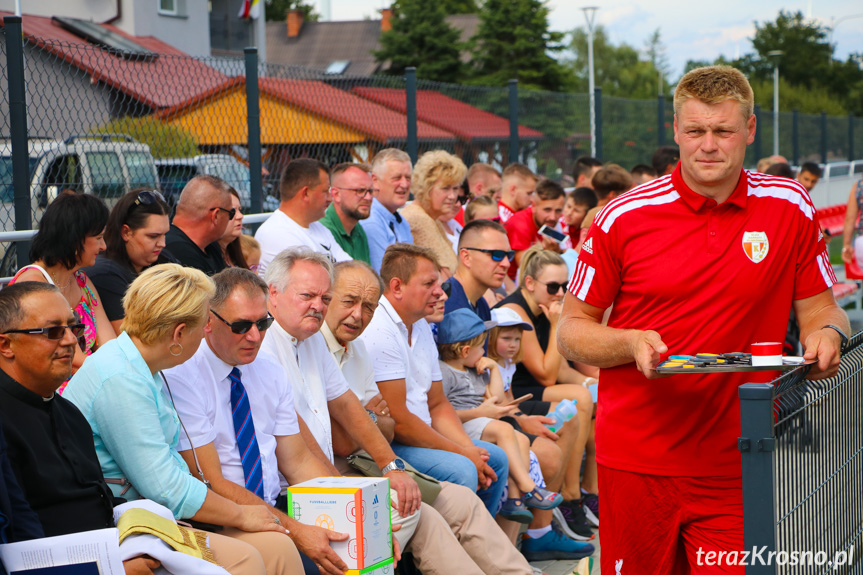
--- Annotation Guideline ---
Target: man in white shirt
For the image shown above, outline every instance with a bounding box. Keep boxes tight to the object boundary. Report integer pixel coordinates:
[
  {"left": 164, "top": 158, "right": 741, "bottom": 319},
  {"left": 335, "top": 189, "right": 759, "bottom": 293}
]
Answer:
[
  {"left": 164, "top": 267, "right": 352, "bottom": 575},
  {"left": 255, "top": 159, "right": 351, "bottom": 278},
  {"left": 356, "top": 243, "right": 510, "bottom": 516},
  {"left": 257, "top": 249, "right": 423, "bottom": 526},
  {"left": 322, "top": 259, "right": 537, "bottom": 575}
]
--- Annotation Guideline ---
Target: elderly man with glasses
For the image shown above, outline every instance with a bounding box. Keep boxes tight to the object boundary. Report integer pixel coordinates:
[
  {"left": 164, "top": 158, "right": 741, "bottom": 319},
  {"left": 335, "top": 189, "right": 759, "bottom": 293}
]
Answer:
[
  {"left": 320, "top": 163, "right": 376, "bottom": 264},
  {"left": 165, "top": 174, "right": 236, "bottom": 276},
  {"left": 164, "top": 267, "right": 354, "bottom": 575}
]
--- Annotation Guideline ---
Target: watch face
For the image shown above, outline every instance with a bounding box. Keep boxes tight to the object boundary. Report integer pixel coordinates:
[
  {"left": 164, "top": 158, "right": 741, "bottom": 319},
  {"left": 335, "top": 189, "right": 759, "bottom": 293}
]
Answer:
[{"left": 394, "top": 458, "right": 405, "bottom": 470}]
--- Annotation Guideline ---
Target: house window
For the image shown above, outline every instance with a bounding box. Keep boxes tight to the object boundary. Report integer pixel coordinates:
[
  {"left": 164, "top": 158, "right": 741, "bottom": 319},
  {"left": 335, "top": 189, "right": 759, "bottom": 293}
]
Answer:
[{"left": 159, "top": 0, "right": 186, "bottom": 17}]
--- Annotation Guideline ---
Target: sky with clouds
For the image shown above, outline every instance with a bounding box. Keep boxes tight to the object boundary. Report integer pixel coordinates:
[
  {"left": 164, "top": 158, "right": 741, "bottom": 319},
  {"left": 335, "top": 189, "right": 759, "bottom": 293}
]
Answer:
[{"left": 319, "top": 0, "right": 863, "bottom": 80}]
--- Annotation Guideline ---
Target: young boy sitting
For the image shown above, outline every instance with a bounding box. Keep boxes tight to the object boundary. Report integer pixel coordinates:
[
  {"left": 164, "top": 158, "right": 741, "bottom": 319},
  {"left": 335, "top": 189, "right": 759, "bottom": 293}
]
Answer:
[{"left": 437, "top": 308, "right": 562, "bottom": 524}]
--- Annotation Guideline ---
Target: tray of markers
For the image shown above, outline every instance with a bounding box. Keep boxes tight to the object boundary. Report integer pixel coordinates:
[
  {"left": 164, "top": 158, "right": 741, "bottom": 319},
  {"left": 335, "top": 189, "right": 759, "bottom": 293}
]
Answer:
[{"left": 654, "top": 353, "right": 814, "bottom": 374}]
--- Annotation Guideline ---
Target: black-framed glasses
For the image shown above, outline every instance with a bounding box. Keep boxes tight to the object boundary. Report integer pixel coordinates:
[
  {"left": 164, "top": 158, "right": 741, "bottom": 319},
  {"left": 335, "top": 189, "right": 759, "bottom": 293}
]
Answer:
[
  {"left": 210, "top": 206, "right": 237, "bottom": 220},
  {"left": 535, "top": 280, "right": 567, "bottom": 295},
  {"left": 463, "top": 247, "right": 515, "bottom": 262},
  {"left": 134, "top": 190, "right": 166, "bottom": 206},
  {"left": 3, "top": 323, "right": 86, "bottom": 340},
  {"left": 331, "top": 186, "right": 379, "bottom": 199},
  {"left": 210, "top": 309, "right": 273, "bottom": 334}
]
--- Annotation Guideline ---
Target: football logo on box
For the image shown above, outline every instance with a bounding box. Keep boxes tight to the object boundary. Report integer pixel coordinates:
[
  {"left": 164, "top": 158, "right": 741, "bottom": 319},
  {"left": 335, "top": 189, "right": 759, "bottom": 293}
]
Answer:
[{"left": 742, "top": 231, "right": 769, "bottom": 263}]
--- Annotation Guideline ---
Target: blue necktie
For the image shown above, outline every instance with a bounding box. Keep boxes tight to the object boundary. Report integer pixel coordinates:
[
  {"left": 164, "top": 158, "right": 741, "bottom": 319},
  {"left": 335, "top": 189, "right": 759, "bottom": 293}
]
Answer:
[{"left": 229, "top": 367, "right": 264, "bottom": 499}]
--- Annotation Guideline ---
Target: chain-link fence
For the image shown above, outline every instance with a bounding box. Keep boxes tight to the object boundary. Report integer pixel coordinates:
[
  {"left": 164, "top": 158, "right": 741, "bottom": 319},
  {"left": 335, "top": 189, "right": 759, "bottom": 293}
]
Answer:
[{"left": 2, "top": 15, "right": 862, "bottom": 252}]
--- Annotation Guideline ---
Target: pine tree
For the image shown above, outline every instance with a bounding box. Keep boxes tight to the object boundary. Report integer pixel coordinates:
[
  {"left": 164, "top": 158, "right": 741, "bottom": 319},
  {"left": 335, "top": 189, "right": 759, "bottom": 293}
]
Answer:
[
  {"left": 469, "top": 0, "right": 569, "bottom": 91},
  {"left": 373, "top": 0, "right": 464, "bottom": 82}
]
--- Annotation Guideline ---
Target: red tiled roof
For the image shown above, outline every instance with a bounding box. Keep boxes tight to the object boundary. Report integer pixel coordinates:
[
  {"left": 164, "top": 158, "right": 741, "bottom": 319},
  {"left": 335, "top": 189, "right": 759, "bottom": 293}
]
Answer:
[
  {"left": 258, "top": 78, "right": 456, "bottom": 143},
  {"left": 0, "top": 12, "right": 229, "bottom": 109},
  {"left": 158, "top": 76, "right": 457, "bottom": 144},
  {"left": 352, "top": 87, "right": 544, "bottom": 142}
]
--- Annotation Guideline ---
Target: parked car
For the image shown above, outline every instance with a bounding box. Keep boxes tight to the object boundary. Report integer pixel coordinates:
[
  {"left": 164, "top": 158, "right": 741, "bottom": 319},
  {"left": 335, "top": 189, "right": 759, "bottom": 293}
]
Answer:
[
  {"left": 0, "top": 133, "right": 159, "bottom": 275},
  {"left": 155, "top": 154, "right": 278, "bottom": 211}
]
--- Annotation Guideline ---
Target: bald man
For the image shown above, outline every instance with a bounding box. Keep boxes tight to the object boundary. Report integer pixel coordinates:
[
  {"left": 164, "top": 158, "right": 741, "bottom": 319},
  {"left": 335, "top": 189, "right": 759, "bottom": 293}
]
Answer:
[{"left": 165, "top": 174, "right": 235, "bottom": 275}]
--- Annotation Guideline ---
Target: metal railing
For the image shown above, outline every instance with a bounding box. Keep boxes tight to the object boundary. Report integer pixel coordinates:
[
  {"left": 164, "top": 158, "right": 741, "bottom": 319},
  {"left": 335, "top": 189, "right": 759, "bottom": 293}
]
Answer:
[{"left": 739, "top": 332, "right": 863, "bottom": 574}]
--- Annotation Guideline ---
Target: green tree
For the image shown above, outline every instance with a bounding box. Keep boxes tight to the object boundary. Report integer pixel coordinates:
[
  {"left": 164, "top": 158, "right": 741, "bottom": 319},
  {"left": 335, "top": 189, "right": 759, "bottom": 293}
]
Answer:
[
  {"left": 567, "top": 25, "right": 670, "bottom": 99},
  {"left": 92, "top": 117, "right": 198, "bottom": 159},
  {"left": 264, "top": 0, "right": 317, "bottom": 23},
  {"left": 390, "top": 0, "right": 477, "bottom": 14},
  {"left": 373, "top": 0, "right": 463, "bottom": 82},
  {"left": 468, "top": 0, "right": 569, "bottom": 91},
  {"left": 744, "top": 10, "right": 831, "bottom": 88}
]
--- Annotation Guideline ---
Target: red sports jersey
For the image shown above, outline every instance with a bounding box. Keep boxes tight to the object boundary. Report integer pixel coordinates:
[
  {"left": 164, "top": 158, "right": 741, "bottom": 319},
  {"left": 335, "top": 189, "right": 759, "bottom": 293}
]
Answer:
[
  {"left": 505, "top": 207, "right": 539, "bottom": 279},
  {"left": 498, "top": 201, "right": 516, "bottom": 224},
  {"left": 455, "top": 205, "right": 465, "bottom": 226},
  {"left": 568, "top": 165, "right": 834, "bottom": 476}
]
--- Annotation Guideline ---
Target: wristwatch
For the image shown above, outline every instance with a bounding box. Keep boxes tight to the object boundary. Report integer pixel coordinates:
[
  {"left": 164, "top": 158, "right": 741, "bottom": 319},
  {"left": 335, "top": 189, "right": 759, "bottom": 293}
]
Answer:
[
  {"left": 381, "top": 458, "right": 406, "bottom": 475},
  {"left": 822, "top": 324, "right": 848, "bottom": 354},
  {"left": 365, "top": 409, "right": 378, "bottom": 424}
]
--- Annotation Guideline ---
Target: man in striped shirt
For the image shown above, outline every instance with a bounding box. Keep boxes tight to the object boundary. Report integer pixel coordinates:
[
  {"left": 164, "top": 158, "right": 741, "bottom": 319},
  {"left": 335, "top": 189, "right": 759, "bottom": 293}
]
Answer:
[{"left": 556, "top": 65, "right": 848, "bottom": 575}]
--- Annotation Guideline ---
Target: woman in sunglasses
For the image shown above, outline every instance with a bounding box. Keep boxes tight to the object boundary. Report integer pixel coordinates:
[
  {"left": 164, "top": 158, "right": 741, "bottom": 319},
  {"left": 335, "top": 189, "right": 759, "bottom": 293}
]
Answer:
[
  {"left": 217, "top": 188, "right": 249, "bottom": 269},
  {"left": 401, "top": 150, "right": 467, "bottom": 278},
  {"left": 65, "top": 264, "right": 298, "bottom": 574},
  {"left": 84, "top": 189, "right": 174, "bottom": 333},
  {"left": 494, "top": 246, "right": 598, "bottom": 528},
  {"left": 10, "top": 192, "right": 116, "bottom": 385}
]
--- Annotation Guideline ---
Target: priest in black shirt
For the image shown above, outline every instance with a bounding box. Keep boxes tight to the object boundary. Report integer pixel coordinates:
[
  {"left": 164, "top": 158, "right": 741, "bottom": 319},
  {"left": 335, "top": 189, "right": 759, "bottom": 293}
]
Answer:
[{"left": 0, "top": 282, "right": 160, "bottom": 574}]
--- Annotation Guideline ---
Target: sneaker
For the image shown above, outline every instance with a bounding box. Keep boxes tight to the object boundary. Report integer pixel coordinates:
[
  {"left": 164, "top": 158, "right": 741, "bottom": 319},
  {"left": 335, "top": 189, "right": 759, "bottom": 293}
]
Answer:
[
  {"left": 522, "top": 487, "right": 563, "bottom": 510},
  {"left": 581, "top": 492, "right": 599, "bottom": 527},
  {"left": 553, "top": 500, "right": 595, "bottom": 541},
  {"left": 500, "top": 498, "right": 534, "bottom": 524},
  {"left": 520, "top": 523, "right": 595, "bottom": 561}
]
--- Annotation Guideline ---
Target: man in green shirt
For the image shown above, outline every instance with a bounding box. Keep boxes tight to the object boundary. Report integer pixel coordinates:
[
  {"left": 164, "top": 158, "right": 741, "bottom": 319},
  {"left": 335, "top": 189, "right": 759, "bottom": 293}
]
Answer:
[{"left": 320, "top": 163, "right": 374, "bottom": 264}]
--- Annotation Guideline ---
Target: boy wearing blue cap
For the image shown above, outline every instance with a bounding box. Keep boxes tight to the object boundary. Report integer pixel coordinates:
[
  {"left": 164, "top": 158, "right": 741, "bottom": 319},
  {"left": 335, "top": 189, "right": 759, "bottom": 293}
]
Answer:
[{"left": 438, "top": 308, "right": 564, "bottom": 525}]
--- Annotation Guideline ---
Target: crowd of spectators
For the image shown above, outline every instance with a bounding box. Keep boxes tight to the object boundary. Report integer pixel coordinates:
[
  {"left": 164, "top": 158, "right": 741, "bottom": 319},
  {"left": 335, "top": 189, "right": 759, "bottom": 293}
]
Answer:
[{"left": 0, "top": 105, "right": 839, "bottom": 575}]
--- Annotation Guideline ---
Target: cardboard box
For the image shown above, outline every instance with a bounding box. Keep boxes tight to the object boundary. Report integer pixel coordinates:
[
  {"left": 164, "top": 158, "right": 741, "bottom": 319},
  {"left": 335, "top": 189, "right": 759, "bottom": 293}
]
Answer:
[
  {"left": 287, "top": 477, "right": 391, "bottom": 570},
  {"left": 346, "top": 557, "right": 395, "bottom": 575}
]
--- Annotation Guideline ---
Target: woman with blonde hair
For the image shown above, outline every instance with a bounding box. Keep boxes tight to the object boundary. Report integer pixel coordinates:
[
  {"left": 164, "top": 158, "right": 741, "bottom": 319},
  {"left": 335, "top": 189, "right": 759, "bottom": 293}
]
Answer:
[
  {"left": 401, "top": 150, "right": 467, "bottom": 277},
  {"left": 494, "top": 245, "right": 599, "bottom": 540},
  {"left": 65, "top": 263, "right": 303, "bottom": 575}
]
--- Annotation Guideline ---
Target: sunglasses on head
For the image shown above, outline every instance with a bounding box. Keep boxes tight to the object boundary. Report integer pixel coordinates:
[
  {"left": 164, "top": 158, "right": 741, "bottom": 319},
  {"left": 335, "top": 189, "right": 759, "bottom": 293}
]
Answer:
[
  {"left": 3, "top": 323, "right": 86, "bottom": 340},
  {"left": 463, "top": 247, "right": 515, "bottom": 262},
  {"left": 134, "top": 190, "right": 166, "bottom": 206},
  {"left": 535, "top": 280, "right": 567, "bottom": 295},
  {"left": 210, "top": 309, "right": 274, "bottom": 334}
]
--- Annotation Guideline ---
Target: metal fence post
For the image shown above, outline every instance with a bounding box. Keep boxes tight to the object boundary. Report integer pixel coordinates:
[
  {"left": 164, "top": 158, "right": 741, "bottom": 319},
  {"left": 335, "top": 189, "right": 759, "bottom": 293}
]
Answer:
[
  {"left": 4, "top": 16, "right": 31, "bottom": 267},
  {"left": 243, "top": 47, "right": 263, "bottom": 215},
  {"left": 849, "top": 113, "right": 855, "bottom": 162},
  {"left": 657, "top": 94, "right": 666, "bottom": 146},
  {"left": 792, "top": 109, "right": 799, "bottom": 166},
  {"left": 820, "top": 112, "right": 828, "bottom": 165},
  {"left": 405, "top": 67, "right": 417, "bottom": 165},
  {"left": 753, "top": 105, "right": 762, "bottom": 163},
  {"left": 508, "top": 79, "right": 519, "bottom": 164},
  {"left": 738, "top": 382, "right": 777, "bottom": 574},
  {"left": 594, "top": 87, "right": 602, "bottom": 162}
]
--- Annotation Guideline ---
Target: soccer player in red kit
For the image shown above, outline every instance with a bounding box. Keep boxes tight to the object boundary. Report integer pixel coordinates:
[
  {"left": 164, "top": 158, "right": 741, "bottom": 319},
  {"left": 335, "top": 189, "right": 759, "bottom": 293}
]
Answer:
[{"left": 556, "top": 66, "right": 849, "bottom": 574}]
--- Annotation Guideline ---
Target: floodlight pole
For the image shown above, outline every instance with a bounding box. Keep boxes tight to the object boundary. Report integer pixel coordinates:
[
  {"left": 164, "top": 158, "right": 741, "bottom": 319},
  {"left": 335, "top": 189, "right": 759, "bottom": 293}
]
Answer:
[
  {"left": 768, "top": 50, "right": 783, "bottom": 157},
  {"left": 582, "top": 7, "right": 599, "bottom": 158}
]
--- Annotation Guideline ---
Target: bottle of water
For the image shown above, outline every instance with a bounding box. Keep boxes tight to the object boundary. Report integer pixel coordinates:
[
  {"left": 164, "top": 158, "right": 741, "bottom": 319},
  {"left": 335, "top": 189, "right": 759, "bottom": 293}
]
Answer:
[{"left": 546, "top": 399, "right": 578, "bottom": 433}]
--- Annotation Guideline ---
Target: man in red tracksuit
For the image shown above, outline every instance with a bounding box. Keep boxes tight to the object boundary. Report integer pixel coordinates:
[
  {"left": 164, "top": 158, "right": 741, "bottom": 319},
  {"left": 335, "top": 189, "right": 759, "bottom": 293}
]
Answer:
[{"left": 556, "top": 65, "right": 848, "bottom": 574}]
